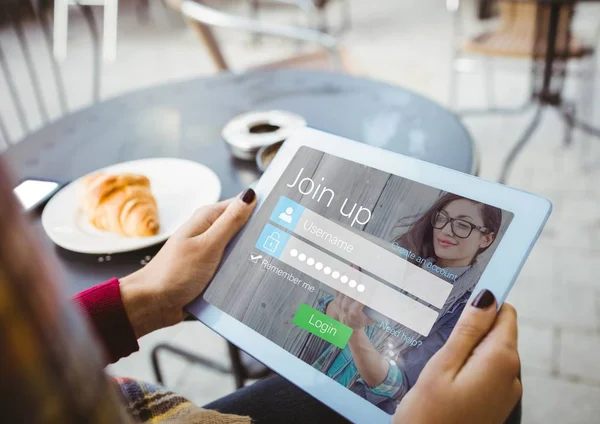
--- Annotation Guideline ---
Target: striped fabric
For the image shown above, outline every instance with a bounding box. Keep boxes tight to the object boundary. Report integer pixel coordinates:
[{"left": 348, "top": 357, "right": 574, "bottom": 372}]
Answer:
[{"left": 112, "top": 377, "right": 251, "bottom": 424}]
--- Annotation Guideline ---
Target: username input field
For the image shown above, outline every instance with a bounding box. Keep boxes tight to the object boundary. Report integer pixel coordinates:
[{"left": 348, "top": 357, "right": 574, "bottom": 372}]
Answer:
[
  {"left": 269, "top": 197, "right": 453, "bottom": 309},
  {"left": 255, "top": 223, "right": 439, "bottom": 336}
]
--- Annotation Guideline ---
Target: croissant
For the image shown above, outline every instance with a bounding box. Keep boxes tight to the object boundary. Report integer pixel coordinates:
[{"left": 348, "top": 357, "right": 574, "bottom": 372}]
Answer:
[{"left": 80, "top": 172, "right": 160, "bottom": 237}]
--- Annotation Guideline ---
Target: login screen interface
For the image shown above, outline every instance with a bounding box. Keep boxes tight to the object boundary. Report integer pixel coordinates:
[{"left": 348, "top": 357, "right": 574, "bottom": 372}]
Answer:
[{"left": 203, "top": 146, "right": 512, "bottom": 413}]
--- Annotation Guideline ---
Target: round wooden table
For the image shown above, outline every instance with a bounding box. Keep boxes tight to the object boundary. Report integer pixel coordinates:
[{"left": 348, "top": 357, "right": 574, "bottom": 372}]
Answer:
[{"left": 3, "top": 69, "right": 474, "bottom": 295}]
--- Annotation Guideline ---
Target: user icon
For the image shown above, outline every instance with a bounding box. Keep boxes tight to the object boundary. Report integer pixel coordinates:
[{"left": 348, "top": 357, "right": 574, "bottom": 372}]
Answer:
[{"left": 278, "top": 207, "right": 294, "bottom": 224}]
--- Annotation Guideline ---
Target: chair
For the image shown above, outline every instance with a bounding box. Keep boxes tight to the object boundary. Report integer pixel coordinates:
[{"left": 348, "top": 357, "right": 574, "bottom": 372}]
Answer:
[
  {"left": 151, "top": 336, "right": 272, "bottom": 389},
  {"left": 165, "top": 0, "right": 350, "bottom": 73},
  {"left": 449, "top": 0, "right": 594, "bottom": 111},
  {"left": 448, "top": 0, "right": 600, "bottom": 183},
  {"left": 0, "top": 0, "right": 102, "bottom": 147},
  {"left": 248, "top": 0, "right": 352, "bottom": 36},
  {"left": 53, "top": 0, "right": 118, "bottom": 63},
  {"left": 462, "top": 2, "right": 591, "bottom": 58}
]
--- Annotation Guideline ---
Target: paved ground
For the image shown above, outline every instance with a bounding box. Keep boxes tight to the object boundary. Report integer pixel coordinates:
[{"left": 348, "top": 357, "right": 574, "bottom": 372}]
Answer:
[{"left": 2, "top": 1, "right": 600, "bottom": 422}]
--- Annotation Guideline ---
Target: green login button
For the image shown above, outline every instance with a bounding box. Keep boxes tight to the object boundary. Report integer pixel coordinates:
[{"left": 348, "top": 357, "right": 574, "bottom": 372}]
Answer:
[{"left": 293, "top": 304, "right": 353, "bottom": 349}]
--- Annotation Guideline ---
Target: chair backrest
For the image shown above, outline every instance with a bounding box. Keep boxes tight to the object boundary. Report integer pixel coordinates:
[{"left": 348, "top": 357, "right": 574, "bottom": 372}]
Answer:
[
  {"left": 166, "top": 0, "right": 342, "bottom": 73},
  {"left": 498, "top": 1, "right": 538, "bottom": 29},
  {"left": 0, "top": 1, "right": 101, "bottom": 147},
  {"left": 498, "top": 0, "right": 575, "bottom": 52},
  {"left": 0, "top": 158, "right": 130, "bottom": 422}
]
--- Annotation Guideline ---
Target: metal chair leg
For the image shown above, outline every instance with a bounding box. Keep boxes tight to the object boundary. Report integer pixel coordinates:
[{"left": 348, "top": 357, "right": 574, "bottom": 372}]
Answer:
[
  {"left": 160, "top": 0, "right": 185, "bottom": 27},
  {"left": 38, "top": 2, "right": 69, "bottom": 114},
  {"left": 499, "top": 106, "right": 544, "bottom": 184},
  {"left": 11, "top": 7, "right": 50, "bottom": 124},
  {"left": 561, "top": 101, "right": 600, "bottom": 139},
  {"left": 571, "top": 117, "right": 600, "bottom": 139},
  {"left": 249, "top": 0, "right": 262, "bottom": 46},
  {"left": 80, "top": 5, "right": 102, "bottom": 103},
  {"left": 103, "top": 0, "right": 119, "bottom": 63},
  {"left": 150, "top": 339, "right": 271, "bottom": 389},
  {"left": 458, "top": 101, "right": 533, "bottom": 118},
  {"left": 341, "top": 0, "right": 351, "bottom": 34},
  {"left": 578, "top": 54, "right": 596, "bottom": 169},
  {"left": 484, "top": 57, "right": 496, "bottom": 110},
  {"left": 561, "top": 101, "right": 576, "bottom": 146},
  {"left": 0, "top": 43, "right": 29, "bottom": 136},
  {"left": 447, "top": 0, "right": 462, "bottom": 111},
  {"left": 227, "top": 342, "right": 247, "bottom": 389},
  {"left": 53, "top": 0, "right": 69, "bottom": 60},
  {"left": 317, "top": 7, "right": 329, "bottom": 33},
  {"left": 448, "top": 54, "right": 460, "bottom": 110},
  {"left": 135, "top": 0, "right": 150, "bottom": 24},
  {"left": 0, "top": 115, "right": 10, "bottom": 147},
  {"left": 151, "top": 343, "right": 231, "bottom": 385}
]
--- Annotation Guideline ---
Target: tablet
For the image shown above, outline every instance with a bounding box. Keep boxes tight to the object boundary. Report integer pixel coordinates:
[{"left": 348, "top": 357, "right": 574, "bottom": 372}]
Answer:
[{"left": 186, "top": 127, "right": 551, "bottom": 424}]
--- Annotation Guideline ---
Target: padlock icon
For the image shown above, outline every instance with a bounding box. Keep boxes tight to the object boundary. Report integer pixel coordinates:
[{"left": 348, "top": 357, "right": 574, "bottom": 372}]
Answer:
[{"left": 263, "top": 232, "right": 280, "bottom": 253}]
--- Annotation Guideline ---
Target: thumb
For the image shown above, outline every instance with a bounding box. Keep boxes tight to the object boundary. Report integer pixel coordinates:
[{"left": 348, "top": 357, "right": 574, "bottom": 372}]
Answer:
[
  {"left": 201, "top": 188, "right": 257, "bottom": 250},
  {"left": 434, "top": 289, "right": 497, "bottom": 374}
]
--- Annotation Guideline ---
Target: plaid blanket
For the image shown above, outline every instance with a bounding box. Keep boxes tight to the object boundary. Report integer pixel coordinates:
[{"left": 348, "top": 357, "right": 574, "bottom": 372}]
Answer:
[{"left": 112, "top": 377, "right": 251, "bottom": 424}]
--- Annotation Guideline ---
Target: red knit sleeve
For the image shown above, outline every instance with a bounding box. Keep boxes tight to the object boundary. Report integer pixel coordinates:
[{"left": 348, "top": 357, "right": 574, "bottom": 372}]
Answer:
[{"left": 73, "top": 278, "right": 139, "bottom": 364}]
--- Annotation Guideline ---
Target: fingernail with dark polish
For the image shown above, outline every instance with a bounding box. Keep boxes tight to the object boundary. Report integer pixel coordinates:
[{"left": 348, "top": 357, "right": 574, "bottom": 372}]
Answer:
[
  {"left": 472, "top": 289, "right": 495, "bottom": 309},
  {"left": 240, "top": 188, "right": 256, "bottom": 204}
]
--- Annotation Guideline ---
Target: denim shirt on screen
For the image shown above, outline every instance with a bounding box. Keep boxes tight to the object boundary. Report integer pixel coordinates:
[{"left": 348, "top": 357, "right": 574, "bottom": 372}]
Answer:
[{"left": 311, "top": 263, "right": 473, "bottom": 413}]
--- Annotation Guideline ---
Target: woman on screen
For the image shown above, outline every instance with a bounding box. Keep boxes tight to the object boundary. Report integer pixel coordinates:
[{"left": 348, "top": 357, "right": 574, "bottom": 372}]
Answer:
[{"left": 315, "top": 192, "right": 502, "bottom": 413}]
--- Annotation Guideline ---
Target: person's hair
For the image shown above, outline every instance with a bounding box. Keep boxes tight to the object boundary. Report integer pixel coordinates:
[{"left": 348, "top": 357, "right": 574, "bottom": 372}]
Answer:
[
  {"left": 393, "top": 193, "right": 502, "bottom": 266},
  {"left": 0, "top": 159, "right": 129, "bottom": 422}
]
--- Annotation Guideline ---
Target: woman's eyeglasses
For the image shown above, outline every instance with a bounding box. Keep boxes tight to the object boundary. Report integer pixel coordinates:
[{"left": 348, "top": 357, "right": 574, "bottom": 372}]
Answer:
[{"left": 431, "top": 210, "right": 490, "bottom": 239}]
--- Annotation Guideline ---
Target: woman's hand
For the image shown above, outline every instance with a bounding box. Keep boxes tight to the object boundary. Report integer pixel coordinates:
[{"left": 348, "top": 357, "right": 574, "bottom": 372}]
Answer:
[
  {"left": 393, "top": 290, "right": 521, "bottom": 424},
  {"left": 328, "top": 292, "right": 375, "bottom": 330},
  {"left": 325, "top": 292, "right": 388, "bottom": 387},
  {"left": 120, "top": 189, "right": 257, "bottom": 338}
]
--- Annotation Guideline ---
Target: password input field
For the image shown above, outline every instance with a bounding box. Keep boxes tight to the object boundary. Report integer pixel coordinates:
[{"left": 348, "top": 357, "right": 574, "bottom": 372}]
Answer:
[
  {"left": 255, "top": 223, "right": 439, "bottom": 336},
  {"left": 272, "top": 197, "right": 453, "bottom": 309},
  {"left": 281, "top": 235, "right": 438, "bottom": 336}
]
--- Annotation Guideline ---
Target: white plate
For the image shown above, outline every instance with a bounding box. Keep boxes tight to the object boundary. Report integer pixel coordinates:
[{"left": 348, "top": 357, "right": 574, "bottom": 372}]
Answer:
[{"left": 42, "top": 158, "right": 221, "bottom": 254}]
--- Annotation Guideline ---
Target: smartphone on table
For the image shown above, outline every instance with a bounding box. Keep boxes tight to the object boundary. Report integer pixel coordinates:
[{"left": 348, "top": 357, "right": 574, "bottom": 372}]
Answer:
[{"left": 13, "top": 178, "right": 65, "bottom": 213}]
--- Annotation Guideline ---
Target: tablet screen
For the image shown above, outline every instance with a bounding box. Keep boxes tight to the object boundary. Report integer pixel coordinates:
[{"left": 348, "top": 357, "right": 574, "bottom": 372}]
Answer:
[{"left": 204, "top": 146, "right": 514, "bottom": 414}]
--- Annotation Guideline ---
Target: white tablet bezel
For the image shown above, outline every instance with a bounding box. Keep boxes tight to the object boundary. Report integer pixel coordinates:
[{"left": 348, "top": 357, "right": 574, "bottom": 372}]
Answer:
[{"left": 186, "top": 127, "right": 551, "bottom": 424}]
